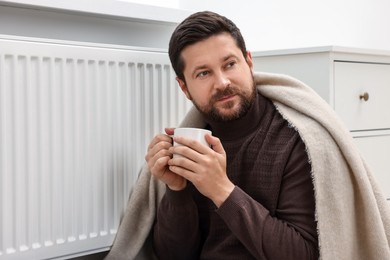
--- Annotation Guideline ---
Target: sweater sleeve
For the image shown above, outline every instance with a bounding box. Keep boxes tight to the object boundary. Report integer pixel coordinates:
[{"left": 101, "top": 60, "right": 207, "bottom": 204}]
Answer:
[
  {"left": 153, "top": 186, "right": 201, "bottom": 260},
  {"left": 216, "top": 138, "right": 319, "bottom": 259}
]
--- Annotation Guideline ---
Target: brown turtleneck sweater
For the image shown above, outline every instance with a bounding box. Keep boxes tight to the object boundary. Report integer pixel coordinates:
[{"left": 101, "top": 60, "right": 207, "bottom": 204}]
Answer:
[{"left": 153, "top": 90, "right": 318, "bottom": 259}]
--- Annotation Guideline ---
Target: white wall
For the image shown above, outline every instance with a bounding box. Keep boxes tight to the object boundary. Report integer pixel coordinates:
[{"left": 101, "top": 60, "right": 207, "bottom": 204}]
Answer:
[
  {"left": 178, "top": 0, "right": 390, "bottom": 52},
  {"left": 3, "top": 0, "right": 389, "bottom": 52},
  {"left": 119, "top": 0, "right": 180, "bottom": 8}
]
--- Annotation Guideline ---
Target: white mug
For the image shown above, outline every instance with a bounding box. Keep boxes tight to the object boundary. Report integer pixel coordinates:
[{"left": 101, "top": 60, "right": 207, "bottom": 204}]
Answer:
[{"left": 173, "top": 128, "right": 212, "bottom": 157}]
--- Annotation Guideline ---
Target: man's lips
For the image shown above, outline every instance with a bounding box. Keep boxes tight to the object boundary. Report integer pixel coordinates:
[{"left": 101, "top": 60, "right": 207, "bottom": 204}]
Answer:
[{"left": 218, "top": 94, "right": 236, "bottom": 102}]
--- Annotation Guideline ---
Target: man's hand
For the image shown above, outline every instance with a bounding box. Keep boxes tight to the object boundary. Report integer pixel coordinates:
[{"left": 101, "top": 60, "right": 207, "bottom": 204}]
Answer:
[
  {"left": 168, "top": 133, "right": 234, "bottom": 207},
  {"left": 145, "top": 128, "right": 187, "bottom": 191}
]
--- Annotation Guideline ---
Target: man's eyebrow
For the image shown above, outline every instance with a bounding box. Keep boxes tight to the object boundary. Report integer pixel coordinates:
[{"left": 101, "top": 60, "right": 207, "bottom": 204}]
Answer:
[
  {"left": 222, "top": 54, "right": 238, "bottom": 61},
  {"left": 191, "top": 65, "right": 208, "bottom": 78}
]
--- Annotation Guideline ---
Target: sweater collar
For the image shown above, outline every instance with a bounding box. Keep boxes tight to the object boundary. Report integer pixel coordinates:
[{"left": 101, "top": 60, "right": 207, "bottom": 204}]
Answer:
[{"left": 204, "top": 90, "right": 265, "bottom": 141}]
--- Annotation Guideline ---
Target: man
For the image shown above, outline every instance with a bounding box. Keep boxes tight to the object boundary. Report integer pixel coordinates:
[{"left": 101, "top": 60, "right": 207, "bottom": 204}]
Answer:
[
  {"left": 106, "top": 11, "right": 390, "bottom": 260},
  {"left": 149, "top": 11, "right": 317, "bottom": 260}
]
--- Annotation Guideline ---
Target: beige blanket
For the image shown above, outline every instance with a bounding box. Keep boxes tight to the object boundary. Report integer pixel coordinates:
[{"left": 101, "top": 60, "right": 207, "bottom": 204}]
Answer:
[{"left": 105, "top": 72, "right": 390, "bottom": 260}]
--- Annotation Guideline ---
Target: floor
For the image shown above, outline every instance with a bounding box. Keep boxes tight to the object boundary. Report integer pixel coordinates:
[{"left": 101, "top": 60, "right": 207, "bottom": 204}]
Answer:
[{"left": 70, "top": 251, "right": 108, "bottom": 260}]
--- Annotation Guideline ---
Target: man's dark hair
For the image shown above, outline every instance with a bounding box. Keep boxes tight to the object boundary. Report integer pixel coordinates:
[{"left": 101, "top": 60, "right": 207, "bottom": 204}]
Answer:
[{"left": 168, "top": 11, "right": 247, "bottom": 81}]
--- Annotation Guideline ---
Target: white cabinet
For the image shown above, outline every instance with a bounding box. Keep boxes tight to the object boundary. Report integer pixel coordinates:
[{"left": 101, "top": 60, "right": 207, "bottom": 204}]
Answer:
[
  {"left": 334, "top": 62, "right": 390, "bottom": 131},
  {"left": 252, "top": 46, "right": 390, "bottom": 199},
  {"left": 354, "top": 133, "right": 390, "bottom": 198}
]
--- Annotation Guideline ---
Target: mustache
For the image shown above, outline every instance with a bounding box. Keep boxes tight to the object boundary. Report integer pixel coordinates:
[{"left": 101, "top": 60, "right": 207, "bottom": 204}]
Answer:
[{"left": 210, "top": 87, "right": 239, "bottom": 103}]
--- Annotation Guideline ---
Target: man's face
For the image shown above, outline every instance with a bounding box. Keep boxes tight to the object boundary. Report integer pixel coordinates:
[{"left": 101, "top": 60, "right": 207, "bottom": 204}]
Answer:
[{"left": 177, "top": 32, "right": 255, "bottom": 122}]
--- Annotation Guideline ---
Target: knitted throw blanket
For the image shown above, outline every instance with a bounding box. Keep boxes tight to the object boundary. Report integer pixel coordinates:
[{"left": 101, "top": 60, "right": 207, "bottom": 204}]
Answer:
[{"left": 105, "top": 72, "right": 390, "bottom": 260}]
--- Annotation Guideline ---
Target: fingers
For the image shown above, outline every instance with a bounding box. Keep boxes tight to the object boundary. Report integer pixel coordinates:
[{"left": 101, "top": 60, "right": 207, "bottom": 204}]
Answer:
[
  {"left": 168, "top": 155, "right": 199, "bottom": 172},
  {"left": 164, "top": 127, "right": 175, "bottom": 136},
  {"left": 144, "top": 128, "right": 190, "bottom": 191},
  {"left": 149, "top": 153, "right": 187, "bottom": 191},
  {"left": 150, "top": 155, "right": 170, "bottom": 176},
  {"left": 145, "top": 133, "right": 173, "bottom": 175},
  {"left": 146, "top": 134, "right": 172, "bottom": 157},
  {"left": 146, "top": 127, "right": 175, "bottom": 158},
  {"left": 171, "top": 133, "right": 225, "bottom": 158},
  {"left": 168, "top": 134, "right": 222, "bottom": 175},
  {"left": 147, "top": 133, "right": 172, "bottom": 150},
  {"left": 205, "top": 134, "right": 225, "bottom": 155}
]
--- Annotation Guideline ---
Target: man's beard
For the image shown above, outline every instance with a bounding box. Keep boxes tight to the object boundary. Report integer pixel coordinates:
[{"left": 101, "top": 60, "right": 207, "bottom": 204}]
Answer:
[{"left": 191, "top": 79, "right": 256, "bottom": 123}]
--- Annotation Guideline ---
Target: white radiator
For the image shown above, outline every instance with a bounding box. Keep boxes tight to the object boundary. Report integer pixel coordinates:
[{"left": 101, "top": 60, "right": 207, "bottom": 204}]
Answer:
[{"left": 0, "top": 36, "right": 192, "bottom": 259}]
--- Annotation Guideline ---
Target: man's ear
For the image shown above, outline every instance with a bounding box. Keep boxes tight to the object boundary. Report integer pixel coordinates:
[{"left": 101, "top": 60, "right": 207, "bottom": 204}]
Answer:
[
  {"left": 176, "top": 77, "right": 192, "bottom": 100},
  {"left": 246, "top": 51, "right": 253, "bottom": 70}
]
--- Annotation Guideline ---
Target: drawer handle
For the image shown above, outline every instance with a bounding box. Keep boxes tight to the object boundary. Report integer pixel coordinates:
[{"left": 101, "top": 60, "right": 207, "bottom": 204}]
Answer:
[{"left": 359, "top": 92, "right": 369, "bottom": 101}]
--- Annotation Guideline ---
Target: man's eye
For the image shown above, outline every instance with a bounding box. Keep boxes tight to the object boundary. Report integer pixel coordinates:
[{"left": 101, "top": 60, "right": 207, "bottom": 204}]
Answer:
[
  {"left": 226, "top": 61, "right": 236, "bottom": 68},
  {"left": 197, "top": 71, "right": 209, "bottom": 78}
]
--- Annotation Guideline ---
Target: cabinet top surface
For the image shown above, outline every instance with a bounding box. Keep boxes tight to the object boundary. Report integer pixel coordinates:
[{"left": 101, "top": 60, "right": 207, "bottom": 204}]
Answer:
[{"left": 252, "top": 46, "right": 390, "bottom": 58}]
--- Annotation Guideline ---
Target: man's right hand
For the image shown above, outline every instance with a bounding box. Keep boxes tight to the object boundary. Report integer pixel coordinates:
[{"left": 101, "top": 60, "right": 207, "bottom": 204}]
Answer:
[{"left": 145, "top": 127, "right": 187, "bottom": 191}]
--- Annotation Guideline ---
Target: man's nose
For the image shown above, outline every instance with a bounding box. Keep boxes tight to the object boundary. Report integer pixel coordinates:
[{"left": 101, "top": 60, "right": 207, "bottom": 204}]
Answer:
[{"left": 214, "top": 72, "right": 231, "bottom": 90}]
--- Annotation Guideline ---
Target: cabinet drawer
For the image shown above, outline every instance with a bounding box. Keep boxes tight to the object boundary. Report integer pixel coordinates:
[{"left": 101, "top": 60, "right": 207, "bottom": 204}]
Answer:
[
  {"left": 334, "top": 62, "right": 390, "bottom": 131},
  {"left": 354, "top": 134, "right": 390, "bottom": 200}
]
